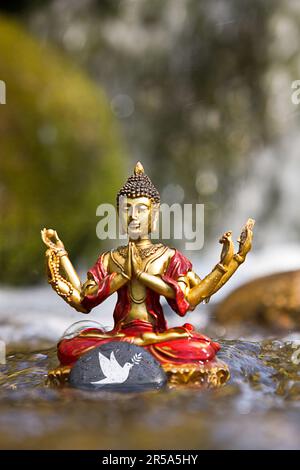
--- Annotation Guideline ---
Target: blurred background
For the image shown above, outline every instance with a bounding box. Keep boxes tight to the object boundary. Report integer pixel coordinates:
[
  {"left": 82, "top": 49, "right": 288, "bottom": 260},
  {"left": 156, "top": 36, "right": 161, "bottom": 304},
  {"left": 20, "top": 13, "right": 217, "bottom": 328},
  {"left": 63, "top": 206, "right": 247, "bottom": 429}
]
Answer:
[
  {"left": 1, "top": 0, "right": 300, "bottom": 339},
  {"left": 1, "top": 0, "right": 300, "bottom": 451},
  {"left": 1, "top": 0, "right": 300, "bottom": 278}
]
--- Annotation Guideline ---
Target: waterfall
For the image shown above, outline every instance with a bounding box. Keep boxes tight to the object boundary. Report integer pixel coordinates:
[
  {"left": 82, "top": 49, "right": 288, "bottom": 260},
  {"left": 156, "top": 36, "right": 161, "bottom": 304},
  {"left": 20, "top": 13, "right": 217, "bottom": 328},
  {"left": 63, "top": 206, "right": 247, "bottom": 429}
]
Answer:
[{"left": 199, "top": 129, "right": 300, "bottom": 298}]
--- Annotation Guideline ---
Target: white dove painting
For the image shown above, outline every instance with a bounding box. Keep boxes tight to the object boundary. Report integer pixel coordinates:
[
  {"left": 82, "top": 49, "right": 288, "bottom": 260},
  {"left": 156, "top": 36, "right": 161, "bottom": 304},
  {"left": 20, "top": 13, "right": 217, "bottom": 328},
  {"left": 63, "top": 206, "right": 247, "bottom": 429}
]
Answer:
[{"left": 91, "top": 351, "right": 142, "bottom": 386}]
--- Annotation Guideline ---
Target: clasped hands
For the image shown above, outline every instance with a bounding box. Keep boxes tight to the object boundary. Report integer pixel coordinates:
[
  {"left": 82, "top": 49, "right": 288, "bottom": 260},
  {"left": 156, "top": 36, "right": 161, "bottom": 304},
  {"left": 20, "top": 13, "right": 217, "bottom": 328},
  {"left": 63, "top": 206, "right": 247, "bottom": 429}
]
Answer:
[{"left": 121, "top": 242, "right": 146, "bottom": 281}]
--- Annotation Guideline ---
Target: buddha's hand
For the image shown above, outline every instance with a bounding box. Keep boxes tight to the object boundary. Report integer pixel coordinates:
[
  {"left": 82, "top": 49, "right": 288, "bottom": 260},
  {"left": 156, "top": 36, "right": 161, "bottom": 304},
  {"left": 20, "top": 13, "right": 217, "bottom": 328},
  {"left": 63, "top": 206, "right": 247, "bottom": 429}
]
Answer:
[
  {"left": 41, "top": 228, "right": 67, "bottom": 256},
  {"left": 130, "top": 242, "right": 144, "bottom": 278},
  {"left": 237, "top": 218, "right": 255, "bottom": 259},
  {"left": 219, "top": 230, "right": 234, "bottom": 267},
  {"left": 122, "top": 242, "right": 132, "bottom": 280}
]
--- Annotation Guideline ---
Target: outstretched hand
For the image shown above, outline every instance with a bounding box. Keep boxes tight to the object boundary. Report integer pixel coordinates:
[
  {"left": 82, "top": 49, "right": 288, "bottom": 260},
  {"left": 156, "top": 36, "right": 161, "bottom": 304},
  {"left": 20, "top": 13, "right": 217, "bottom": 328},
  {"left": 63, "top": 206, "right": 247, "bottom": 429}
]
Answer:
[
  {"left": 41, "top": 228, "right": 65, "bottom": 253},
  {"left": 219, "top": 218, "right": 255, "bottom": 267},
  {"left": 238, "top": 218, "right": 255, "bottom": 258},
  {"left": 219, "top": 231, "right": 234, "bottom": 267}
]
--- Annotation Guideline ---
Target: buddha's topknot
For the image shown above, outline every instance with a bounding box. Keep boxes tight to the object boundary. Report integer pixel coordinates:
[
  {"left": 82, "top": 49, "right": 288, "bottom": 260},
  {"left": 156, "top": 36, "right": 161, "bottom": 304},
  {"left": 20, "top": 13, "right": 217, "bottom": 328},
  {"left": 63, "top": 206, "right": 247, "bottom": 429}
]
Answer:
[{"left": 117, "top": 162, "right": 160, "bottom": 208}]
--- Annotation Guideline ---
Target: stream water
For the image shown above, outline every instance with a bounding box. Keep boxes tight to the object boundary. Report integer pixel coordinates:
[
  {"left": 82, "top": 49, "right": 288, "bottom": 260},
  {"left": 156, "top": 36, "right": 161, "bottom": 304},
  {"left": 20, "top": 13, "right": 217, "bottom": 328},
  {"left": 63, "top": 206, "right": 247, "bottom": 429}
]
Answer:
[
  {"left": 1, "top": 285, "right": 300, "bottom": 449},
  {"left": 1, "top": 338, "right": 300, "bottom": 449}
]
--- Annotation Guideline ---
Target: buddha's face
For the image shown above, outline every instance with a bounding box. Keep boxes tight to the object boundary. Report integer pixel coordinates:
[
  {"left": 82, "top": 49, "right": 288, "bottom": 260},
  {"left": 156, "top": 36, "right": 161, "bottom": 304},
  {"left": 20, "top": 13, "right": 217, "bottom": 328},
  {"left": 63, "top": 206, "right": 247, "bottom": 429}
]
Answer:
[{"left": 118, "top": 196, "right": 158, "bottom": 240}]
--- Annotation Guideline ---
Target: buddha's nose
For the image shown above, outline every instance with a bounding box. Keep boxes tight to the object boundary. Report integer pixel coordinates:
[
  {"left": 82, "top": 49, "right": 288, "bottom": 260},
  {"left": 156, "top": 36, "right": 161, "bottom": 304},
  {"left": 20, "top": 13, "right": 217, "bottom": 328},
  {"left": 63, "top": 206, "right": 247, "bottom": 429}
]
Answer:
[{"left": 130, "top": 207, "right": 138, "bottom": 220}]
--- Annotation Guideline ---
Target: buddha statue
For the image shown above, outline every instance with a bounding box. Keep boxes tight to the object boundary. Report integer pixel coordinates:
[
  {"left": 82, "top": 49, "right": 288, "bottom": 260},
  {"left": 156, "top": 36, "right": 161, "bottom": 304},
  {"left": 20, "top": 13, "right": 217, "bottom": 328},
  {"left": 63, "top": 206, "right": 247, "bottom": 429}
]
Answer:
[{"left": 41, "top": 162, "right": 254, "bottom": 387}]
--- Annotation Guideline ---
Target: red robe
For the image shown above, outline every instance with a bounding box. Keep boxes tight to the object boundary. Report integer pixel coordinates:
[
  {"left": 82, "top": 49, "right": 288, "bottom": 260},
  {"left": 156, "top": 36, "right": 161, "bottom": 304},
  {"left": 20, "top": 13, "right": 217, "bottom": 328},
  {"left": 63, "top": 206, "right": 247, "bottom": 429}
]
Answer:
[{"left": 58, "top": 250, "right": 220, "bottom": 366}]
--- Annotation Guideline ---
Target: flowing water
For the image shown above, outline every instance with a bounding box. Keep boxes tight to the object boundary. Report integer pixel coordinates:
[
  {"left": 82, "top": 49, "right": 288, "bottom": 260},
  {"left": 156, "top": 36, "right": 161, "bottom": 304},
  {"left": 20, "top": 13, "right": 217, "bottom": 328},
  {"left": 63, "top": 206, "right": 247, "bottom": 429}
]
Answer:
[
  {"left": 1, "top": 338, "right": 300, "bottom": 449},
  {"left": 1, "top": 287, "right": 300, "bottom": 449}
]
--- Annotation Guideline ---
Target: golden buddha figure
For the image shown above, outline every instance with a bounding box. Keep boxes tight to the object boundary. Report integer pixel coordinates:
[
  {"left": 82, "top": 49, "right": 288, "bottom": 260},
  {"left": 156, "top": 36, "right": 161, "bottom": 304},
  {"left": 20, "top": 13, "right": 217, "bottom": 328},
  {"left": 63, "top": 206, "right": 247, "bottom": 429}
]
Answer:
[{"left": 41, "top": 162, "right": 254, "bottom": 387}]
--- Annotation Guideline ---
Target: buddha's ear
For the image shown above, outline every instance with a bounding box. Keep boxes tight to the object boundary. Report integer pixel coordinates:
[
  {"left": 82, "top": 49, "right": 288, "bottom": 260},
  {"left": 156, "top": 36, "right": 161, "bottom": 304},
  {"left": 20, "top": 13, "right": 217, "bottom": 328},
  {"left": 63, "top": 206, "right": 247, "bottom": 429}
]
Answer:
[{"left": 150, "top": 203, "right": 160, "bottom": 233}]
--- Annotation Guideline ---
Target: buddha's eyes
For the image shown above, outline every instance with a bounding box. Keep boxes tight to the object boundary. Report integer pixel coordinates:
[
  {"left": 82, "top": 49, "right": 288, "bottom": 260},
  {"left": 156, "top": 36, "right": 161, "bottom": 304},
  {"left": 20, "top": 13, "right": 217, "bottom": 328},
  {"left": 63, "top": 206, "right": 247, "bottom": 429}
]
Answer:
[{"left": 123, "top": 205, "right": 149, "bottom": 213}]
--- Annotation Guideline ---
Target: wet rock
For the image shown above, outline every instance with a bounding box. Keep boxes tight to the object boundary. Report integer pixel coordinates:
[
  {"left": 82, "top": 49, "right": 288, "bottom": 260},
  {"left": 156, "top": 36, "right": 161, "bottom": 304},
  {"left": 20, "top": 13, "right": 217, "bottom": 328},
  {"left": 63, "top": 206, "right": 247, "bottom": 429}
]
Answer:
[
  {"left": 213, "top": 270, "right": 300, "bottom": 330},
  {"left": 69, "top": 342, "right": 167, "bottom": 392}
]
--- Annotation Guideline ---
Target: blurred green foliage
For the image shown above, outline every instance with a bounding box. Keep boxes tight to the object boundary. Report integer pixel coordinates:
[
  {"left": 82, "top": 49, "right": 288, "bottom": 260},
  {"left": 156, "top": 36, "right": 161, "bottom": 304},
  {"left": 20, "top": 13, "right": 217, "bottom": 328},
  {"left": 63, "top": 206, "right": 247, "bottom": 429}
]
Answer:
[{"left": 0, "top": 16, "right": 126, "bottom": 285}]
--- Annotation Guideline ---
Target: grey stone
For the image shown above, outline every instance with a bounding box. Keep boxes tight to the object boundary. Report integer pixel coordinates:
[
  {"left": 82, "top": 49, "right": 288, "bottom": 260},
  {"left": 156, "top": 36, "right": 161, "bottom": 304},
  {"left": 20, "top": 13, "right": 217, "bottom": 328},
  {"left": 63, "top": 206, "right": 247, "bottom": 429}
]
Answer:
[{"left": 69, "top": 341, "right": 167, "bottom": 392}]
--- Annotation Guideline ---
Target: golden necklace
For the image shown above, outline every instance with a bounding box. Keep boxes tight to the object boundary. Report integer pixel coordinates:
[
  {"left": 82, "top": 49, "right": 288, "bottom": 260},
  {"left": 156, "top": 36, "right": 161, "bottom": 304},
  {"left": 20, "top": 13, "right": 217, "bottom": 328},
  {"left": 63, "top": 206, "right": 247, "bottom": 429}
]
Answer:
[{"left": 117, "top": 243, "right": 164, "bottom": 260}]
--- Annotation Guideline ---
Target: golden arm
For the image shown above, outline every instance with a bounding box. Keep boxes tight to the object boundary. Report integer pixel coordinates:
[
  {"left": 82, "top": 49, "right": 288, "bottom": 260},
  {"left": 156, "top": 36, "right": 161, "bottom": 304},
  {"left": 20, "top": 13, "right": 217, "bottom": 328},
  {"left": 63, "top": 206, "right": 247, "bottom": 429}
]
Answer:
[
  {"left": 130, "top": 237, "right": 230, "bottom": 303},
  {"left": 136, "top": 272, "right": 176, "bottom": 299},
  {"left": 186, "top": 264, "right": 228, "bottom": 308},
  {"left": 186, "top": 218, "right": 255, "bottom": 308},
  {"left": 132, "top": 230, "right": 234, "bottom": 306},
  {"left": 41, "top": 229, "right": 129, "bottom": 313},
  {"left": 130, "top": 219, "right": 253, "bottom": 309},
  {"left": 134, "top": 261, "right": 225, "bottom": 305},
  {"left": 42, "top": 244, "right": 85, "bottom": 311}
]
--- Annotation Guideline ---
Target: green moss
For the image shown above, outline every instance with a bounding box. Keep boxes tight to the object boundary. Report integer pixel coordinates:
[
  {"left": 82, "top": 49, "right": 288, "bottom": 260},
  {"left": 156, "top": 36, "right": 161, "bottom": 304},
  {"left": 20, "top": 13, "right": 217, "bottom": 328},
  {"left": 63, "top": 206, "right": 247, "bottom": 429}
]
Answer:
[{"left": 0, "top": 16, "right": 127, "bottom": 285}]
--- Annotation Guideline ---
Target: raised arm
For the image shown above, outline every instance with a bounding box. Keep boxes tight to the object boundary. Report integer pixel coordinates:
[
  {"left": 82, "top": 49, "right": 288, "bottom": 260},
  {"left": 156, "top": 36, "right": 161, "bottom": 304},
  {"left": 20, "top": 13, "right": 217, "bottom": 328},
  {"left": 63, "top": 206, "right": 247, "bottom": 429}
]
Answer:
[
  {"left": 187, "top": 218, "right": 255, "bottom": 308},
  {"left": 207, "top": 218, "right": 255, "bottom": 295},
  {"left": 41, "top": 228, "right": 130, "bottom": 313}
]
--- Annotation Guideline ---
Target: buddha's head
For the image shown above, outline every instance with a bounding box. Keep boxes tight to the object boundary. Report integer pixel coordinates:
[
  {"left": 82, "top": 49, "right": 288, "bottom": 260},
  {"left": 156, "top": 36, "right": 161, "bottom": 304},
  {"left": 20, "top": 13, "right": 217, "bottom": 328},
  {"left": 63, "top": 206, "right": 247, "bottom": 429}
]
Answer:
[{"left": 117, "top": 162, "right": 160, "bottom": 240}]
